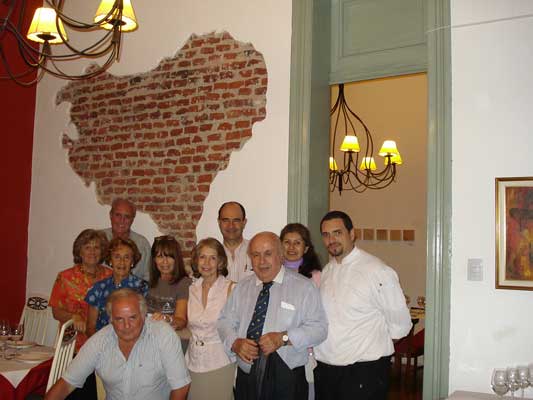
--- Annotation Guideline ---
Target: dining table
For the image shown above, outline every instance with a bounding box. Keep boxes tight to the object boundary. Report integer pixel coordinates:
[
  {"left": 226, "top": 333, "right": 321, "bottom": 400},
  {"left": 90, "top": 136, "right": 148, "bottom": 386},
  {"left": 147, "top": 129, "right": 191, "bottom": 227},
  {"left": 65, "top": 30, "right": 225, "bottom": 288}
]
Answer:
[{"left": 0, "top": 342, "right": 55, "bottom": 400}]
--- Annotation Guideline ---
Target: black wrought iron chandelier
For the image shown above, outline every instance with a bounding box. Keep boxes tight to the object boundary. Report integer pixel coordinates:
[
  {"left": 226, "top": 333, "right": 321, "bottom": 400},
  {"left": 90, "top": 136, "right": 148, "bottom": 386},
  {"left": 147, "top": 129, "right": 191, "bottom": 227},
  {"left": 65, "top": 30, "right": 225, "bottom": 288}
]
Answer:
[
  {"left": 329, "top": 83, "right": 403, "bottom": 194},
  {"left": 0, "top": 0, "right": 138, "bottom": 86}
]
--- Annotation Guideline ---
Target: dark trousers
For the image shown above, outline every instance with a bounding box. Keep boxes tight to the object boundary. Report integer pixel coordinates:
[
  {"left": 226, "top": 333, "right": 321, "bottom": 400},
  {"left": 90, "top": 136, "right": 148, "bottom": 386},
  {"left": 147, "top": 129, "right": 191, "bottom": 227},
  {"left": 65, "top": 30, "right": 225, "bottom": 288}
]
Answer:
[
  {"left": 314, "top": 356, "right": 391, "bottom": 400},
  {"left": 65, "top": 372, "right": 97, "bottom": 400},
  {"left": 235, "top": 352, "right": 308, "bottom": 400}
]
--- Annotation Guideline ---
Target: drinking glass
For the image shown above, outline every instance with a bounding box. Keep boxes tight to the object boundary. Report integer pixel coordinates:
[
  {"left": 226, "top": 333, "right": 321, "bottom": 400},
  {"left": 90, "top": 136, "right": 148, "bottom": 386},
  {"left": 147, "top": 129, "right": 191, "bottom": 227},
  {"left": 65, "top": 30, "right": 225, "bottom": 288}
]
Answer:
[
  {"left": 517, "top": 365, "right": 529, "bottom": 398},
  {"left": 11, "top": 324, "right": 23, "bottom": 342},
  {"left": 528, "top": 364, "right": 533, "bottom": 387},
  {"left": 492, "top": 369, "right": 509, "bottom": 398},
  {"left": 508, "top": 367, "right": 520, "bottom": 398},
  {"left": 0, "top": 320, "right": 10, "bottom": 359}
]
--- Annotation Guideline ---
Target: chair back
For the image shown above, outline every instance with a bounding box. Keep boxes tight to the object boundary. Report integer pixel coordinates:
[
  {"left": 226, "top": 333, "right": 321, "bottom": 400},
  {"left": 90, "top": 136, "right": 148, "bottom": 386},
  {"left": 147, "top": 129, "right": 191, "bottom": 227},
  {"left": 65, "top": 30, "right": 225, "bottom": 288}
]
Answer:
[
  {"left": 19, "top": 296, "right": 51, "bottom": 345},
  {"left": 96, "top": 373, "right": 107, "bottom": 400},
  {"left": 46, "top": 319, "right": 77, "bottom": 391}
]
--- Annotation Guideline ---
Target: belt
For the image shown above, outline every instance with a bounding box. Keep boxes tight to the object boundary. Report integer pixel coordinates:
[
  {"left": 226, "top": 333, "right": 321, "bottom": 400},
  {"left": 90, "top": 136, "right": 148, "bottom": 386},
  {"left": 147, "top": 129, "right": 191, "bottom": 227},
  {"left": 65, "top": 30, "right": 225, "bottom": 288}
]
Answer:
[{"left": 192, "top": 338, "right": 221, "bottom": 346}]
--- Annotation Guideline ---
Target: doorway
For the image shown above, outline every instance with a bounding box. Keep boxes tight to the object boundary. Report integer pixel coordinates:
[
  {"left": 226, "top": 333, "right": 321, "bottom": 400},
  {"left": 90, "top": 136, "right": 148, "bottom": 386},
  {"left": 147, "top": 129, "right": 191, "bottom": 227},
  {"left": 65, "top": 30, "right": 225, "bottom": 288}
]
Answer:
[{"left": 287, "top": 1, "right": 451, "bottom": 399}]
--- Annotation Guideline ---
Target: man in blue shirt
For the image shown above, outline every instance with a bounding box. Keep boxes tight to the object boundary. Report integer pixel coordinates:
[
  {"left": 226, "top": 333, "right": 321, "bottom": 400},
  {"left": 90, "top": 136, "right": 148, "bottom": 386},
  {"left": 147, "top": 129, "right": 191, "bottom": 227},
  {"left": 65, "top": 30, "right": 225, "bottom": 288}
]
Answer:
[
  {"left": 45, "top": 289, "right": 190, "bottom": 400},
  {"left": 218, "top": 231, "right": 327, "bottom": 400}
]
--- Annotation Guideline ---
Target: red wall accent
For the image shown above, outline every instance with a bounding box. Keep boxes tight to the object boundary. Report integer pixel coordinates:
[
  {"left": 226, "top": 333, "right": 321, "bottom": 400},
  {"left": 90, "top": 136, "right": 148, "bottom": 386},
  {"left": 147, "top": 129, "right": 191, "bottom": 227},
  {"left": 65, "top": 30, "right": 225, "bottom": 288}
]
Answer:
[{"left": 0, "top": 0, "right": 41, "bottom": 325}]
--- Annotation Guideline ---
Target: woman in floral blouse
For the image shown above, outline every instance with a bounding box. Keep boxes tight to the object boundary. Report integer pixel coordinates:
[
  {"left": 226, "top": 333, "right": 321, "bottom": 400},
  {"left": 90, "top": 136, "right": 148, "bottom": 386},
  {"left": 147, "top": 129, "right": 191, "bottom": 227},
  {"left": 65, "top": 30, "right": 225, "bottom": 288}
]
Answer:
[
  {"left": 49, "top": 229, "right": 112, "bottom": 350},
  {"left": 85, "top": 237, "right": 148, "bottom": 335}
]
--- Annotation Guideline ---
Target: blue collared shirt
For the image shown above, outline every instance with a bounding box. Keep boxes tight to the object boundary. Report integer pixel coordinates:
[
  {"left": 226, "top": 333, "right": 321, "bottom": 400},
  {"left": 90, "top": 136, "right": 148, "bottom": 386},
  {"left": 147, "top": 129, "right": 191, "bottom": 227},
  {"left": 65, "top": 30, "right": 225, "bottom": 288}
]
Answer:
[
  {"left": 63, "top": 319, "right": 190, "bottom": 400},
  {"left": 85, "top": 275, "right": 149, "bottom": 330},
  {"left": 217, "top": 266, "right": 328, "bottom": 373}
]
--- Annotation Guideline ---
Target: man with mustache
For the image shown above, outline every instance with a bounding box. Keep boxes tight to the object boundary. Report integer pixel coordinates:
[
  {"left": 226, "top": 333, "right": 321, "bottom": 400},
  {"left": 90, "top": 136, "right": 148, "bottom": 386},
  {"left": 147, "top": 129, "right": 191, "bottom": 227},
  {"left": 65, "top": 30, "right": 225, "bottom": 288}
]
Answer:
[
  {"left": 217, "top": 231, "right": 327, "bottom": 400},
  {"left": 103, "top": 198, "right": 151, "bottom": 281},
  {"left": 314, "top": 211, "right": 412, "bottom": 400},
  {"left": 217, "top": 201, "right": 254, "bottom": 282}
]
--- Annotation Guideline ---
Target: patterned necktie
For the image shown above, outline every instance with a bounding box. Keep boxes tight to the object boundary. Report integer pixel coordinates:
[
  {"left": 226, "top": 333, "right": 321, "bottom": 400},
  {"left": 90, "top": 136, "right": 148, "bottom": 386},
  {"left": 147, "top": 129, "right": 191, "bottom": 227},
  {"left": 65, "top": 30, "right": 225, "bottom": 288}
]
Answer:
[{"left": 246, "top": 281, "right": 273, "bottom": 340}]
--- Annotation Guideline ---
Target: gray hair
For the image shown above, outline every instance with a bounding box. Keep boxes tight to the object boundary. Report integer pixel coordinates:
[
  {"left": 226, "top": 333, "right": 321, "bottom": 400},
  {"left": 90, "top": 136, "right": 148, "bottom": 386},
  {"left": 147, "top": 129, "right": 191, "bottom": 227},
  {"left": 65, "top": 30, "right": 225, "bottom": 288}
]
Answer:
[
  {"left": 111, "top": 198, "right": 137, "bottom": 218},
  {"left": 105, "top": 288, "right": 147, "bottom": 319}
]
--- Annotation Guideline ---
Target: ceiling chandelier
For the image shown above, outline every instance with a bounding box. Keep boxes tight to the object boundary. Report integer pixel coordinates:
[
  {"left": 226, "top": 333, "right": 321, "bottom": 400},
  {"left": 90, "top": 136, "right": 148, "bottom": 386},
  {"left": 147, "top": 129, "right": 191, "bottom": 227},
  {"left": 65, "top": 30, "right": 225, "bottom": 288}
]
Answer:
[
  {"left": 329, "top": 83, "right": 403, "bottom": 194},
  {"left": 0, "top": 0, "right": 138, "bottom": 86}
]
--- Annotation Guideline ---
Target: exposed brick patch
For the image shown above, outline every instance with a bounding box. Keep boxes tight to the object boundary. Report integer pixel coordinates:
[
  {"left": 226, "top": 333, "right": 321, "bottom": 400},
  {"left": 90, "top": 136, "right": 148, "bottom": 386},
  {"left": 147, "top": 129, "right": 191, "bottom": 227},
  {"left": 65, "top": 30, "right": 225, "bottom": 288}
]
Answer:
[{"left": 57, "top": 31, "right": 268, "bottom": 256}]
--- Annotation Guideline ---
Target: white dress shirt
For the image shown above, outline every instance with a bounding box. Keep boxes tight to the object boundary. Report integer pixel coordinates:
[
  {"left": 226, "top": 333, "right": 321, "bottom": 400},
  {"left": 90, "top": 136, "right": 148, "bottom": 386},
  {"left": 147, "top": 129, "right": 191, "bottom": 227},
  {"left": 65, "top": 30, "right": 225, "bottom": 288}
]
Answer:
[
  {"left": 217, "top": 267, "right": 328, "bottom": 373},
  {"left": 314, "top": 245, "right": 412, "bottom": 366},
  {"left": 186, "top": 275, "right": 235, "bottom": 373},
  {"left": 224, "top": 239, "right": 253, "bottom": 283}
]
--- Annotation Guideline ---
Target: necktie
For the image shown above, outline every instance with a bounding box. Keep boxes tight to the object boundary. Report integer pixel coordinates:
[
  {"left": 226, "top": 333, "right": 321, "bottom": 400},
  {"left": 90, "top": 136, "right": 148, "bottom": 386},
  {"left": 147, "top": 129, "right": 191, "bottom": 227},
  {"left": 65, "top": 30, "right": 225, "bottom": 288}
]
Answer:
[{"left": 246, "top": 281, "right": 273, "bottom": 340}]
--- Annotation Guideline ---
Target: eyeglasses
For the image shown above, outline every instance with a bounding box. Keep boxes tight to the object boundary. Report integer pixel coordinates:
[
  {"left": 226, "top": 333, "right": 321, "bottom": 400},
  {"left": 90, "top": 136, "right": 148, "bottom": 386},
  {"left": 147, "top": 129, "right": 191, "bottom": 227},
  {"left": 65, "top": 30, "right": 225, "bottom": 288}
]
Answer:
[{"left": 154, "top": 235, "right": 177, "bottom": 242}]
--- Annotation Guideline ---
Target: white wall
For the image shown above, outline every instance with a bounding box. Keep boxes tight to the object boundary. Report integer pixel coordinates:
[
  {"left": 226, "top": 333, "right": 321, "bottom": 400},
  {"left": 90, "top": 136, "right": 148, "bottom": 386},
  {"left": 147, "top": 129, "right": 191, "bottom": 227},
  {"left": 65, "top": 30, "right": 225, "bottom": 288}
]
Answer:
[
  {"left": 450, "top": 1, "right": 533, "bottom": 393},
  {"left": 28, "top": 1, "right": 291, "bottom": 296}
]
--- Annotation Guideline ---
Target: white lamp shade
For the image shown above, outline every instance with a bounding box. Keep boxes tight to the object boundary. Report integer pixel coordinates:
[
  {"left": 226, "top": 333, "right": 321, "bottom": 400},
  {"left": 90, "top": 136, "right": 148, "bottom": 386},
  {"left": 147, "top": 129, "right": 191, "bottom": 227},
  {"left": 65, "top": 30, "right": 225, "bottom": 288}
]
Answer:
[
  {"left": 94, "top": 0, "right": 138, "bottom": 32},
  {"left": 378, "top": 140, "right": 400, "bottom": 157},
  {"left": 329, "top": 157, "right": 338, "bottom": 171},
  {"left": 359, "top": 157, "right": 377, "bottom": 171},
  {"left": 27, "top": 8, "right": 67, "bottom": 44},
  {"left": 340, "top": 135, "right": 360, "bottom": 152}
]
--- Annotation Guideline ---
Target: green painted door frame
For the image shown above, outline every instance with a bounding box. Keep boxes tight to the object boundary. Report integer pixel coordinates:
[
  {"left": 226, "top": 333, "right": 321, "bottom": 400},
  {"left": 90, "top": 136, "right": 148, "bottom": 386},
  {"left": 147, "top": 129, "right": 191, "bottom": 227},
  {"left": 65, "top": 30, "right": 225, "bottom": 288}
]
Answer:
[{"left": 287, "top": 1, "right": 452, "bottom": 399}]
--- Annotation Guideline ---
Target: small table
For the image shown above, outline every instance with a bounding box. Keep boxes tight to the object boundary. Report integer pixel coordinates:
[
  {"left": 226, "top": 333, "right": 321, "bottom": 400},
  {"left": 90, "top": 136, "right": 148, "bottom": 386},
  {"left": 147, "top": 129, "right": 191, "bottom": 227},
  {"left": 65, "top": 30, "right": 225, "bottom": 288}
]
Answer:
[{"left": 0, "top": 345, "right": 55, "bottom": 400}]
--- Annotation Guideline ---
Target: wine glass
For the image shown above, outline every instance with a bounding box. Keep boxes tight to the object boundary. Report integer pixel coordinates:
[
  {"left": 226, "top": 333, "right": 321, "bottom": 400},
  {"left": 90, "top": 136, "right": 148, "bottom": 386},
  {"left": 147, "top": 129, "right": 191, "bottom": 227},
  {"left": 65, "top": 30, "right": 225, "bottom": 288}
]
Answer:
[
  {"left": 528, "top": 364, "right": 533, "bottom": 387},
  {"left": 0, "top": 320, "right": 10, "bottom": 359},
  {"left": 492, "top": 369, "right": 509, "bottom": 398},
  {"left": 11, "top": 324, "right": 23, "bottom": 342},
  {"left": 517, "top": 366, "right": 529, "bottom": 398},
  {"left": 507, "top": 367, "right": 520, "bottom": 398}
]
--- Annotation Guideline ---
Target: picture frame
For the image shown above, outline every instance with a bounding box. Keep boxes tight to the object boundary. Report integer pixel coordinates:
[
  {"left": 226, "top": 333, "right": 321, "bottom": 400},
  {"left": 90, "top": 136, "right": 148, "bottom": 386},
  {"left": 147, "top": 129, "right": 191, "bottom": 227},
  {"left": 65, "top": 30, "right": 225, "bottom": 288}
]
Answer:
[{"left": 495, "top": 177, "right": 533, "bottom": 290}]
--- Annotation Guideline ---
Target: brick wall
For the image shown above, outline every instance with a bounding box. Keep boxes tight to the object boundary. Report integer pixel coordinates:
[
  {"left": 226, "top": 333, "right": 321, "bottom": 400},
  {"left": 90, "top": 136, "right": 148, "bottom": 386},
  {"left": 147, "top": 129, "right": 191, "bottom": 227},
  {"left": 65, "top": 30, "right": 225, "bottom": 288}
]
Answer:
[{"left": 57, "top": 31, "right": 267, "bottom": 256}]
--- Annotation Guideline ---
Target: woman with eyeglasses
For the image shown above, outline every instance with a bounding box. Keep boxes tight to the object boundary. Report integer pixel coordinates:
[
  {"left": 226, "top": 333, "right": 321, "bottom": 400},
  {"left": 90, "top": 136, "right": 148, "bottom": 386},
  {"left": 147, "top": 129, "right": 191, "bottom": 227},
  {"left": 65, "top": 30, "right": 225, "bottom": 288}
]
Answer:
[
  {"left": 146, "top": 235, "right": 192, "bottom": 332},
  {"left": 85, "top": 237, "right": 149, "bottom": 336},
  {"left": 185, "top": 238, "right": 235, "bottom": 400}
]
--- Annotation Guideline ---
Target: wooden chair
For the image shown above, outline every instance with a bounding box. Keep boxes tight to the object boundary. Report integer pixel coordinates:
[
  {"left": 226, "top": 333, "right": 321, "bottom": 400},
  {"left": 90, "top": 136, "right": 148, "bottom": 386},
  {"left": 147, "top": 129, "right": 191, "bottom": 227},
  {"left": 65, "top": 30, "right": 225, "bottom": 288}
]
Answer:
[
  {"left": 96, "top": 373, "right": 106, "bottom": 400},
  {"left": 46, "top": 319, "right": 77, "bottom": 391},
  {"left": 393, "top": 327, "right": 424, "bottom": 385},
  {"left": 19, "top": 296, "right": 51, "bottom": 345}
]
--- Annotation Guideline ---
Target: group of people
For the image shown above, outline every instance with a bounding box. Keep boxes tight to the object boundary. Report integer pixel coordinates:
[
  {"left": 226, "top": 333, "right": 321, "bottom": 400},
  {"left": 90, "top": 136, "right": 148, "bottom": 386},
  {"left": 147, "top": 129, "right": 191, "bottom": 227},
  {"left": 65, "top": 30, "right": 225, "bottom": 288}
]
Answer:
[{"left": 44, "top": 199, "right": 412, "bottom": 400}]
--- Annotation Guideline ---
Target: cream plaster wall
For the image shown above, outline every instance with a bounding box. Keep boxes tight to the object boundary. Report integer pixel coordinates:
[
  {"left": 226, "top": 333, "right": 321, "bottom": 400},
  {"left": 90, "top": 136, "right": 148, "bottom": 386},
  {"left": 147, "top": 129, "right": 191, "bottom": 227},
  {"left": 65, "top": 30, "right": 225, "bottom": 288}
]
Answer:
[
  {"left": 449, "top": 0, "right": 533, "bottom": 394},
  {"left": 329, "top": 74, "right": 428, "bottom": 306},
  {"left": 27, "top": 1, "right": 291, "bottom": 296}
]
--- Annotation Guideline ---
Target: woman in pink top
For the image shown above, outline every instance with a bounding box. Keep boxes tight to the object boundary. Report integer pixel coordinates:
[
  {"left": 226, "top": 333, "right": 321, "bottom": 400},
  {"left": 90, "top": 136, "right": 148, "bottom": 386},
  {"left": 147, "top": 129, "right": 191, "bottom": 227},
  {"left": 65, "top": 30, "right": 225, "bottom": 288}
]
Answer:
[
  {"left": 280, "top": 223, "right": 322, "bottom": 286},
  {"left": 186, "top": 238, "right": 236, "bottom": 400}
]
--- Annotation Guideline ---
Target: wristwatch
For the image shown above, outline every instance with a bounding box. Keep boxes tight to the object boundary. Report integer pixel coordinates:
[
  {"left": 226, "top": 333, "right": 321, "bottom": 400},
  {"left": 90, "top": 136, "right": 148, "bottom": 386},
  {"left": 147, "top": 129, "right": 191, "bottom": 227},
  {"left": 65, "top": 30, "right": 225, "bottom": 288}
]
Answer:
[{"left": 282, "top": 332, "right": 289, "bottom": 346}]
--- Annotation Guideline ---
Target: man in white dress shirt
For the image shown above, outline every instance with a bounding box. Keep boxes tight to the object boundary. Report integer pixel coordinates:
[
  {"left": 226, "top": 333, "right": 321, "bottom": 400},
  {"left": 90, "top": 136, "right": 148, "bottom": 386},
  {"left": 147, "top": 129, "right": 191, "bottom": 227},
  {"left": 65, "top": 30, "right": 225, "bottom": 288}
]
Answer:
[
  {"left": 45, "top": 289, "right": 190, "bottom": 400},
  {"left": 218, "top": 201, "right": 253, "bottom": 282},
  {"left": 314, "top": 211, "right": 412, "bottom": 400}
]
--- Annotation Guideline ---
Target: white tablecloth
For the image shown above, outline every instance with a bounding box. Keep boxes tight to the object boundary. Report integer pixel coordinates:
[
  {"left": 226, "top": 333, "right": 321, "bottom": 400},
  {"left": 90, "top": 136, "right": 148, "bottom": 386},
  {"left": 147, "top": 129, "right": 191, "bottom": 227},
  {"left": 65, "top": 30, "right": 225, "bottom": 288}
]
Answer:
[{"left": 0, "top": 346, "right": 54, "bottom": 387}]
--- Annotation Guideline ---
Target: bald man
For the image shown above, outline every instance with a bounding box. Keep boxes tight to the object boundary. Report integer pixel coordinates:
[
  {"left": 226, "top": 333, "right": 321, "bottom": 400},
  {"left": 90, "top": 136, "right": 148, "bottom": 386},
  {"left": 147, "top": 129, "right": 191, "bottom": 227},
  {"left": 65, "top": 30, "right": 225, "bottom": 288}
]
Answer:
[{"left": 217, "top": 232, "right": 327, "bottom": 400}]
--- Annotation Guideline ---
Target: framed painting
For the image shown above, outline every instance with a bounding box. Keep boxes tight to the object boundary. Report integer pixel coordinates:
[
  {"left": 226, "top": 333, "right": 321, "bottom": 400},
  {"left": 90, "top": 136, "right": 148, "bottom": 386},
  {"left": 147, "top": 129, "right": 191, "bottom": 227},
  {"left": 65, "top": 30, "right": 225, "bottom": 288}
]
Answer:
[{"left": 495, "top": 177, "right": 533, "bottom": 290}]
